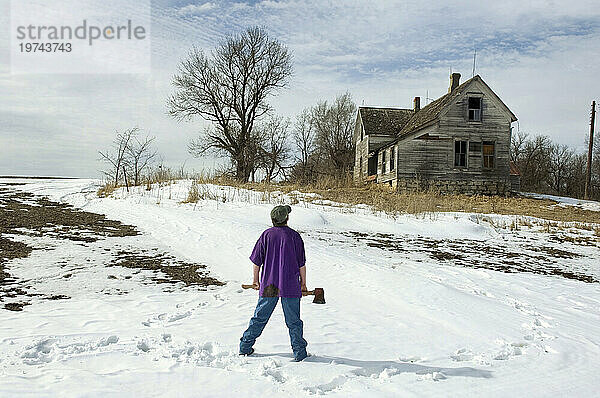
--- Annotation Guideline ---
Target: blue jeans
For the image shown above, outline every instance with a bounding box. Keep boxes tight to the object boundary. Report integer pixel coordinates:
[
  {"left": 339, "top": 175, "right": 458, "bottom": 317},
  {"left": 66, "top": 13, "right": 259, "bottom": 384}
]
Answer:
[{"left": 240, "top": 297, "right": 308, "bottom": 360}]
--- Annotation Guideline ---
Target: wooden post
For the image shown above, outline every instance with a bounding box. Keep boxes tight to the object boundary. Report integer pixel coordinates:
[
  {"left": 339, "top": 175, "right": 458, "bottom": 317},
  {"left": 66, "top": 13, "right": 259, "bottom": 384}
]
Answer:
[
  {"left": 585, "top": 101, "right": 596, "bottom": 200},
  {"left": 123, "top": 166, "right": 129, "bottom": 193}
]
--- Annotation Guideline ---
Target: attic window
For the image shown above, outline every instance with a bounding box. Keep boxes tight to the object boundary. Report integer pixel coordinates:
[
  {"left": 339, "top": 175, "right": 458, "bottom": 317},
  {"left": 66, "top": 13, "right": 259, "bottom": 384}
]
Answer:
[{"left": 468, "top": 97, "right": 482, "bottom": 121}]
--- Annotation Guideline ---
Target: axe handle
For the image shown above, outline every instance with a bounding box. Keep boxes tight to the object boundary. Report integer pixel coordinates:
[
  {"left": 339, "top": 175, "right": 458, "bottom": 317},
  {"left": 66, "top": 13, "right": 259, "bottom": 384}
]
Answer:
[
  {"left": 241, "top": 284, "right": 257, "bottom": 289},
  {"left": 241, "top": 284, "right": 314, "bottom": 295}
]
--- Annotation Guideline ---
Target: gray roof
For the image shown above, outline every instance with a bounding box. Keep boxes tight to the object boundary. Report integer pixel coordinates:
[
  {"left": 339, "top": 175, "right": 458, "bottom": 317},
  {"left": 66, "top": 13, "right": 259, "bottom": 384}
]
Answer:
[
  {"left": 398, "top": 75, "right": 517, "bottom": 138},
  {"left": 360, "top": 75, "right": 518, "bottom": 145},
  {"left": 397, "top": 76, "right": 475, "bottom": 138},
  {"left": 359, "top": 107, "right": 414, "bottom": 136}
]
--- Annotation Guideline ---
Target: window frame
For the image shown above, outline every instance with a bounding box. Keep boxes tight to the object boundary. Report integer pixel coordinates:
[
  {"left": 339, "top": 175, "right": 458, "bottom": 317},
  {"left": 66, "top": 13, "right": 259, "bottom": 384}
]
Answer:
[
  {"left": 467, "top": 95, "right": 483, "bottom": 122},
  {"left": 454, "top": 140, "right": 468, "bottom": 168},
  {"left": 482, "top": 141, "right": 496, "bottom": 169}
]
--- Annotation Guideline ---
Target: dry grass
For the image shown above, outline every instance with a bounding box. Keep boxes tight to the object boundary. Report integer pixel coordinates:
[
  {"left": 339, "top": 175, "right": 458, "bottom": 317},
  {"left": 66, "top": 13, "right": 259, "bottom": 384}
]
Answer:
[
  {"left": 203, "top": 176, "right": 600, "bottom": 225},
  {"left": 100, "top": 170, "right": 600, "bottom": 225},
  {"left": 97, "top": 183, "right": 118, "bottom": 198},
  {"left": 181, "top": 179, "right": 221, "bottom": 203},
  {"left": 311, "top": 186, "right": 600, "bottom": 224}
]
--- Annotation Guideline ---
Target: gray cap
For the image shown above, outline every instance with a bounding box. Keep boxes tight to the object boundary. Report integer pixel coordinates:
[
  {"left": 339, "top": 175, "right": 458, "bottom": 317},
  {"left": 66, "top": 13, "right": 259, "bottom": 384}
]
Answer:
[{"left": 271, "top": 205, "right": 291, "bottom": 225}]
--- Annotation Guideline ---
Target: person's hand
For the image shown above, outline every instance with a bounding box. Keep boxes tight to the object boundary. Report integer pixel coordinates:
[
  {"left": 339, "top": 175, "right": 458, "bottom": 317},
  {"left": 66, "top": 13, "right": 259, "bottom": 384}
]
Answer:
[
  {"left": 301, "top": 283, "right": 307, "bottom": 292},
  {"left": 252, "top": 282, "right": 260, "bottom": 290}
]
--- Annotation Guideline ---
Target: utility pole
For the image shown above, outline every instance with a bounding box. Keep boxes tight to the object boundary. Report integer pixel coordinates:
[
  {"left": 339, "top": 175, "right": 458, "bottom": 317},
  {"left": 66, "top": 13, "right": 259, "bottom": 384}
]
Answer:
[{"left": 585, "top": 100, "right": 596, "bottom": 200}]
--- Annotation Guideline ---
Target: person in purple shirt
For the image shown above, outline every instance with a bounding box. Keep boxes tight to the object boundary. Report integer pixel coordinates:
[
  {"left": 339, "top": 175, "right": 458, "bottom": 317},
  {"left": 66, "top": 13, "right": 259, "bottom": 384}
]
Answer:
[{"left": 239, "top": 205, "right": 309, "bottom": 362}]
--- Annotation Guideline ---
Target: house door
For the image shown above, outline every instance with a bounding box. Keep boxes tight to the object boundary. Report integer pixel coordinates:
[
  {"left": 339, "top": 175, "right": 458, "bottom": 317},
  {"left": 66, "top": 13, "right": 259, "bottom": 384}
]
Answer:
[{"left": 368, "top": 157, "right": 377, "bottom": 176}]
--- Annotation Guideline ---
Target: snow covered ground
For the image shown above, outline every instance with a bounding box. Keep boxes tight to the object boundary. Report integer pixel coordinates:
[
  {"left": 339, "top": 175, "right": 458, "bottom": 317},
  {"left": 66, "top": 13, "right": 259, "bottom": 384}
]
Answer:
[
  {"left": 1, "top": 178, "right": 599, "bottom": 397},
  {"left": 522, "top": 192, "right": 600, "bottom": 212}
]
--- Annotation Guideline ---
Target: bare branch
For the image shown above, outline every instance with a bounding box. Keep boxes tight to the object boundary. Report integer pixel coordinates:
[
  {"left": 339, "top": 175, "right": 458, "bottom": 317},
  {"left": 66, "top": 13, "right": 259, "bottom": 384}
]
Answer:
[{"left": 168, "top": 27, "right": 293, "bottom": 181}]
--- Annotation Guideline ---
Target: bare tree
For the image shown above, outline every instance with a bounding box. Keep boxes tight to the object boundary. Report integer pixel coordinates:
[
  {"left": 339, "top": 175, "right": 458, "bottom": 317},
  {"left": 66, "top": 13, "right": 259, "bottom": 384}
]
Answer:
[
  {"left": 99, "top": 127, "right": 138, "bottom": 185},
  {"left": 312, "top": 92, "right": 357, "bottom": 176},
  {"left": 126, "top": 135, "right": 158, "bottom": 186},
  {"left": 291, "top": 108, "right": 317, "bottom": 183},
  {"left": 168, "top": 26, "right": 293, "bottom": 182},
  {"left": 515, "top": 134, "right": 552, "bottom": 191},
  {"left": 548, "top": 143, "right": 573, "bottom": 194},
  {"left": 256, "top": 116, "right": 290, "bottom": 182},
  {"left": 565, "top": 153, "right": 588, "bottom": 198},
  {"left": 510, "top": 130, "right": 529, "bottom": 162}
]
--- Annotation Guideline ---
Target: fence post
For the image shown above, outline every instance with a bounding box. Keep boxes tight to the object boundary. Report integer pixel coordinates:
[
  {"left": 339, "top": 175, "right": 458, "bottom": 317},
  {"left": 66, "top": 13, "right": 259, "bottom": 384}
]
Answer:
[{"left": 123, "top": 166, "right": 129, "bottom": 193}]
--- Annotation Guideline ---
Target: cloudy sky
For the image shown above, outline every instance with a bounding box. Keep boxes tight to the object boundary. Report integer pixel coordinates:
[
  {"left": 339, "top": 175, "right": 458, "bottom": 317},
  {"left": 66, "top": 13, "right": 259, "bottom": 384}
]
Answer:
[{"left": 1, "top": 0, "right": 599, "bottom": 177}]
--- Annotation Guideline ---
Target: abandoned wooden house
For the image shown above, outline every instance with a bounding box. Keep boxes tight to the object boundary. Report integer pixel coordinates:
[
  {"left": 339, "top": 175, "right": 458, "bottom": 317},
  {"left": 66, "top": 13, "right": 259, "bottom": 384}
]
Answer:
[{"left": 353, "top": 73, "right": 520, "bottom": 195}]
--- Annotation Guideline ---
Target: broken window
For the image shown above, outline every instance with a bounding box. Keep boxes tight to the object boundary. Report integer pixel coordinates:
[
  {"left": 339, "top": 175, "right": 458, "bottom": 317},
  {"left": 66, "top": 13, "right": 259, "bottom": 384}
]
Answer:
[
  {"left": 483, "top": 141, "right": 495, "bottom": 168},
  {"left": 454, "top": 140, "right": 467, "bottom": 167},
  {"left": 382, "top": 150, "right": 386, "bottom": 173},
  {"left": 468, "top": 97, "right": 482, "bottom": 121},
  {"left": 390, "top": 147, "right": 395, "bottom": 171}
]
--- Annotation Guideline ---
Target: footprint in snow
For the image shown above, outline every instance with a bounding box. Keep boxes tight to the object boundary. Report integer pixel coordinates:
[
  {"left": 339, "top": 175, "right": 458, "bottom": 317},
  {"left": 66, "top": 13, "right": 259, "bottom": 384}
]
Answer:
[
  {"left": 20, "top": 335, "right": 121, "bottom": 365},
  {"left": 137, "top": 340, "right": 151, "bottom": 352},
  {"left": 493, "top": 341, "right": 528, "bottom": 360},
  {"left": 451, "top": 348, "right": 474, "bottom": 362},
  {"left": 142, "top": 310, "right": 192, "bottom": 326},
  {"left": 168, "top": 311, "right": 191, "bottom": 323},
  {"left": 260, "top": 360, "right": 286, "bottom": 383},
  {"left": 304, "top": 375, "right": 347, "bottom": 394},
  {"left": 417, "top": 371, "right": 447, "bottom": 381},
  {"left": 398, "top": 355, "right": 422, "bottom": 363},
  {"left": 97, "top": 335, "right": 119, "bottom": 347}
]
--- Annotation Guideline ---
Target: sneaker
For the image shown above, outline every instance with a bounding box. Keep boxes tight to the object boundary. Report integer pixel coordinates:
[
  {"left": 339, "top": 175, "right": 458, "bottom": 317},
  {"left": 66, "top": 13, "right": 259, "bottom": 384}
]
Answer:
[{"left": 239, "top": 348, "right": 255, "bottom": 356}]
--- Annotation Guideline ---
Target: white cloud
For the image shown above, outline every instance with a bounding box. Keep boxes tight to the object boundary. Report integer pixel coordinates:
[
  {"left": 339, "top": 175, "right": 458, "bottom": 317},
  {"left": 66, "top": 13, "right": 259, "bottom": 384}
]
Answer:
[
  {"left": 177, "top": 2, "right": 216, "bottom": 15},
  {"left": 1, "top": 0, "right": 600, "bottom": 176}
]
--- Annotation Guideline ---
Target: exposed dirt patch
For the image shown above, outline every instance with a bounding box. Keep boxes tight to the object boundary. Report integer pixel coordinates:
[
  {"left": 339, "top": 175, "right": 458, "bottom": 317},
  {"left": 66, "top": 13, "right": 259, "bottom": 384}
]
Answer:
[
  {"left": 0, "top": 238, "right": 33, "bottom": 279},
  {"left": 0, "top": 184, "right": 224, "bottom": 311},
  {"left": 0, "top": 188, "right": 139, "bottom": 242},
  {"left": 111, "top": 251, "right": 225, "bottom": 287},
  {"left": 329, "top": 231, "right": 598, "bottom": 284},
  {"left": 4, "top": 302, "right": 30, "bottom": 311},
  {"left": 0, "top": 185, "right": 141, "bottom": 310}
]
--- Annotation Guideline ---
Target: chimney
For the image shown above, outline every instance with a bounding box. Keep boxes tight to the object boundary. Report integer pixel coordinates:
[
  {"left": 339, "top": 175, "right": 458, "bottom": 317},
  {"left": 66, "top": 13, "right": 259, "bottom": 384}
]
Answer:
[
  {"left": 413, "top": 96, "right": 420, "bottom": 112},
  {"left": 448, "top": 72, "right": 461, "bottom": 93}
]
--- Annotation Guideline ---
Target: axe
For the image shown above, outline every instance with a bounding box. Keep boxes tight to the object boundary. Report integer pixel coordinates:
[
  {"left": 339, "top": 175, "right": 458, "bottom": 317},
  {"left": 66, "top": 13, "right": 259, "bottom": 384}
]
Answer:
[{"left": 241, "top": 284, "right": 325, "bottom": 304}]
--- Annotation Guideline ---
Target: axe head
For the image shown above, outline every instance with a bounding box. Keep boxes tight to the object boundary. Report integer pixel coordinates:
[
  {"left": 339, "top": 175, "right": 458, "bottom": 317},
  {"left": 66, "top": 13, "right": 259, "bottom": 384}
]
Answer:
[{"left": 312, "top": 288, "right": 325, "bottom": 304}]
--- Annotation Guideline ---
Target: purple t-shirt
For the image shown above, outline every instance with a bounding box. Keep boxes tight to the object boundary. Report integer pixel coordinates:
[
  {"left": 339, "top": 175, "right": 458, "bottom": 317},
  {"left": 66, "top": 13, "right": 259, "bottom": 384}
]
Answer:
[{"left": 250, "top": 226, "right": 306, "bottom": 298}]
